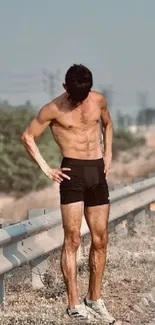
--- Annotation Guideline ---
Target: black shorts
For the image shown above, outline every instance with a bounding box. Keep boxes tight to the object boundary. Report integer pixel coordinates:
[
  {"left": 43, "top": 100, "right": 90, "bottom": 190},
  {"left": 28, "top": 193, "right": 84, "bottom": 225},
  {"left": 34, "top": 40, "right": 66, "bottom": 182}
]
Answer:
[{"left": 60, "top": 157, "right": 110, "bottom": 207}]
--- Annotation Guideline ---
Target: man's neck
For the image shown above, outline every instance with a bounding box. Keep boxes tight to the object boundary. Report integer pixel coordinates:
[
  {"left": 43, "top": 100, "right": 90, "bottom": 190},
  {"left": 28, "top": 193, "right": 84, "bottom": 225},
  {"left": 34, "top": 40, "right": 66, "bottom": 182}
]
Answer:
[{"left": 66, "top": 92, "right": 90, "bottom": 109}]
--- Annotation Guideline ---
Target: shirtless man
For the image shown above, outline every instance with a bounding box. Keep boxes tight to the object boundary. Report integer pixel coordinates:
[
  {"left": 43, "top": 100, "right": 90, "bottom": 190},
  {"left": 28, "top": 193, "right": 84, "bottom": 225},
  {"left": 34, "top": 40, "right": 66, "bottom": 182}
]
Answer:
[{"left": 21, "top": 64, "right": 115, "bottom": 323}]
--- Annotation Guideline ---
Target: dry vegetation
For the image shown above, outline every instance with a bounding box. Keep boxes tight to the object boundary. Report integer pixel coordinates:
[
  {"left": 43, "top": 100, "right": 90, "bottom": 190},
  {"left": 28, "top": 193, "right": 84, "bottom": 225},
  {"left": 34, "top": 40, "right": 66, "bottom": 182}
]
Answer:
[{"left": 0, "top": 225, "right": 155, "bottom": 325}]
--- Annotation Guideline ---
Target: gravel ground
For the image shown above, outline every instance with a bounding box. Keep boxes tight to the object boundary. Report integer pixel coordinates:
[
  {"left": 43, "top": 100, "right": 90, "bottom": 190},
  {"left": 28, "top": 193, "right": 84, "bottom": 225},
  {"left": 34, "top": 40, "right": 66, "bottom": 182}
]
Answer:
[{"left": 0, "top": 225, "right": 155, "bottom": 325}]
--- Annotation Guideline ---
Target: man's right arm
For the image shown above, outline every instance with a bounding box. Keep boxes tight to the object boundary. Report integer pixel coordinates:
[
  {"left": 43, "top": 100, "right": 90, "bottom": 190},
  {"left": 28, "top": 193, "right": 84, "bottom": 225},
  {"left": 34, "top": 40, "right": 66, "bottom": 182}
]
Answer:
[
  {"left": 21, "top": 102, "right": 56, "bottom": 174},
  {"left": 21, "top": 102, "right": 71, "bottom": 183}
]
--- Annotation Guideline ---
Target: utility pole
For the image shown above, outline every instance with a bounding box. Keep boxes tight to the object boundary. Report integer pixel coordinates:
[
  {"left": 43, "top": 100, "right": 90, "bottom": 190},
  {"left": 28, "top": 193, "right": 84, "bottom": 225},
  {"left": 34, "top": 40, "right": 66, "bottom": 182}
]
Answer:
[{"left": 42, "top": 69, "right": 61, "bottom": 98}]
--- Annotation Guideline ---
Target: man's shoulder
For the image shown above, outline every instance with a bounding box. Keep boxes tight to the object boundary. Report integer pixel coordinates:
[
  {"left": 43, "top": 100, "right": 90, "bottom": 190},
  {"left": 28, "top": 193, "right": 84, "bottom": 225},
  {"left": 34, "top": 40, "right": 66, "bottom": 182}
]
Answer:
[
  {"left": 90, "top": 91, "right": 106, "bottom": 105},
  {"left": 38, "top": 98, "right": 60, "bottom": 121},
  {"left": 43, "top": 93, "right": 65, "bottom": 113}
]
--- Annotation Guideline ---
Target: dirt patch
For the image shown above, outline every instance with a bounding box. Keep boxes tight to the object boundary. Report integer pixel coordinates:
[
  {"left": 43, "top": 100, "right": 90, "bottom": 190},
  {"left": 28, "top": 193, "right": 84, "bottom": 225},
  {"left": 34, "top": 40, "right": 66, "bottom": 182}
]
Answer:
[
  {"left": 0, "top": 193, "right": 15, "bottom": 217},
  {"left": 0, "top": 182, "right": 60, "bottom": 223}
]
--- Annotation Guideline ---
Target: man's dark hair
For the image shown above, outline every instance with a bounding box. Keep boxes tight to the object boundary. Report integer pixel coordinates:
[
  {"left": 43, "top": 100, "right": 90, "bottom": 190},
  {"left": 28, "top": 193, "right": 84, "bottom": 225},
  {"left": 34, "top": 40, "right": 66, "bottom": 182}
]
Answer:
[{"left": 65, "top": 64, "right": 93, "bottom": 103}]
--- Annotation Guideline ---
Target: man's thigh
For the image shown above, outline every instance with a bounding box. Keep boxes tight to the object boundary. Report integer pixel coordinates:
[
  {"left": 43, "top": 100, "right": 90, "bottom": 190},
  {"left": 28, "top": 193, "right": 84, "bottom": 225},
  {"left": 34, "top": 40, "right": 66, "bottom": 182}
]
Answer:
[
  {"left": 84, "top": 204, "right": 110, "bottom": 239},
  {"left": 61, "top": 202, "right": 84, "bottom": 236}
]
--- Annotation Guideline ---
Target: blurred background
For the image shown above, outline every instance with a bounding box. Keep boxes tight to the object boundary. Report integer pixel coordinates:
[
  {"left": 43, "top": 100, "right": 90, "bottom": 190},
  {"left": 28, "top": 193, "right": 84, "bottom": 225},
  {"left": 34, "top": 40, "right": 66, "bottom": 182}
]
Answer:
[{"left": 0, "top": 0, "right": 155, "bottom": 222}]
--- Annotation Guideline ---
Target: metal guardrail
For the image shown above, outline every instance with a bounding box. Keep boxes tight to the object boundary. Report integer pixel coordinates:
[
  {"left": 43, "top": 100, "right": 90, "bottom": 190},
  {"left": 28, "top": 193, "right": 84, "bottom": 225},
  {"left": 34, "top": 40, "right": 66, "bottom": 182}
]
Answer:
[{"left": 0, "top": 177, "right": 155, "bottom": 304}]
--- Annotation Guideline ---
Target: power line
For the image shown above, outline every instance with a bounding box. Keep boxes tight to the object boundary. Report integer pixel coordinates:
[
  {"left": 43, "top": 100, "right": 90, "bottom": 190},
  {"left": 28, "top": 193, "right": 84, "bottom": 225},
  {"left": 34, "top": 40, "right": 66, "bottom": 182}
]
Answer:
[
  {"left": 0, "top": 71, "right": 153, "bottom": 108},
  {"left": 0, "top": 71, "right": 42, "bottom": 79}
]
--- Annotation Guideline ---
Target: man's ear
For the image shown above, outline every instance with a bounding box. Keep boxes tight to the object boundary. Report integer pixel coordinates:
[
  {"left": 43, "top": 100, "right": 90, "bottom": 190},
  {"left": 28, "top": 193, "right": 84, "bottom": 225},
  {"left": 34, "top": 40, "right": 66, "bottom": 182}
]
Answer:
[{"left": 63, "top": 83, "right": 67, "bottom": 90}]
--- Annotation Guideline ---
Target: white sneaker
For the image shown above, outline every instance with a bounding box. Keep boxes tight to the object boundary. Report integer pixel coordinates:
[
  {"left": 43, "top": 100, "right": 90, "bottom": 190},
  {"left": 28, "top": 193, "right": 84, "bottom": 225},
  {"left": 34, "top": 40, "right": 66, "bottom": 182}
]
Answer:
[
  {"left": 67, "top": 302, "right": 94, "bottom": 321},
  {"left": 84, "top": 297, "right": 115, "bottom": 324}
]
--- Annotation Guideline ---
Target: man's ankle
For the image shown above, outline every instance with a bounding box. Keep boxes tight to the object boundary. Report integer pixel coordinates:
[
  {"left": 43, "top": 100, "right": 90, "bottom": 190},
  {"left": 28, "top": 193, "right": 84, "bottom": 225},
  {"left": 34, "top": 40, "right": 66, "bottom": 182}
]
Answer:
[
  {"left": 85, "top": 295, "right": 100, "bottom": 302},
  {"left": 68, "top": 299, "right": 81, "bottom": 309}
]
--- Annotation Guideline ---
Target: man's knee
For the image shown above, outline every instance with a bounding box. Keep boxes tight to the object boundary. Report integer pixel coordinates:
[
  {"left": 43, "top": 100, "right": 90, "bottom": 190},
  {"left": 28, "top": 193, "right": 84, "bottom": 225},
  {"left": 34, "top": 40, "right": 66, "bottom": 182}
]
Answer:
[
  {"left": 92, "top": 229, "right": 108, "bottom": 251},
  {"left": 64, "top": 229, "right": 81, "bottom": 252}
]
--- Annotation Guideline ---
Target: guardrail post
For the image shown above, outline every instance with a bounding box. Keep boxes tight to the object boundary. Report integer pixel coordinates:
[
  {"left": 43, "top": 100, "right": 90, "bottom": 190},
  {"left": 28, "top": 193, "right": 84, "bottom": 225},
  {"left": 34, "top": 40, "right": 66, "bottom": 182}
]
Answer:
[
  {"left": 28, "top": 209, "right": 48, "bottom": 289},
  {"left": 127, "top": 212, "right": 134, "bottom": 235},
  {"left": 133, "top": 208, "right": 146, "bottom": 230},
  {"left": 113, "top": 184, "right": 128, "bottom": 237},
  {"left": 0, "top": 223, "right": 5, "bottom": 304},
  {"left": 132, "top": 178, "right": 146, "bottom": 231},
  {"left": 115, "top": 218, "right": 128, "bottom": 236}
]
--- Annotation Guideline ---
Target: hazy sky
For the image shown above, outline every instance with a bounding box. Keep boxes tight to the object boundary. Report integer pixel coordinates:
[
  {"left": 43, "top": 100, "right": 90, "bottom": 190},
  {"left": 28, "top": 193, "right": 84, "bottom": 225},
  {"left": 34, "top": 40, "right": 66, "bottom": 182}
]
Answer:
[{"left": 0, "top": 0, "right": 155, "bottom": 114}]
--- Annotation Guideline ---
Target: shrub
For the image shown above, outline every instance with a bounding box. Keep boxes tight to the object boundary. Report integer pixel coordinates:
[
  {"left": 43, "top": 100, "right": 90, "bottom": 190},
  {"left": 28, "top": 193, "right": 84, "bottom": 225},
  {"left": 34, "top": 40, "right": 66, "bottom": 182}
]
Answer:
[
  {"left": 112, "top": 128, "right": 145, "bottom": 158},
  {"left": 0, "top": 106, "right": 61, "bottom": 195}
]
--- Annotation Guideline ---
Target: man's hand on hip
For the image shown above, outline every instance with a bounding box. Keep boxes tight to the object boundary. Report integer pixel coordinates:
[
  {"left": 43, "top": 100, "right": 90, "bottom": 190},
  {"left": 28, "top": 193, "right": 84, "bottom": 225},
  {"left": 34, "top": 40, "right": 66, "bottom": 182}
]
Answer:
[
  {"left": 45, "top": 167, "right": 71, "bottom": 184},
  {"left": 104, "top": 152, "right": 112, "bottom": 176}
]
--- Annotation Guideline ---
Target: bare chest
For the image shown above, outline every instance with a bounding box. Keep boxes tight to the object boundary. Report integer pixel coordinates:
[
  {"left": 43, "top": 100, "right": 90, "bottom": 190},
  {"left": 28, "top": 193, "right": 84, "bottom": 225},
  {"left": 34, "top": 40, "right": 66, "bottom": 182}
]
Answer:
[{"left": 54, "top": 107, "right": 100, "bottom": 130}]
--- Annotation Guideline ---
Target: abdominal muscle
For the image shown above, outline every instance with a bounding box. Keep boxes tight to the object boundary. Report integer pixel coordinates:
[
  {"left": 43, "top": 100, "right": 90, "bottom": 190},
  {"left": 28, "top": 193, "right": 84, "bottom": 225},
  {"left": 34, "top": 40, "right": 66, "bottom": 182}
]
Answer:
[{"left": 50, "top": 123, "right": 103, "bottom": 160}]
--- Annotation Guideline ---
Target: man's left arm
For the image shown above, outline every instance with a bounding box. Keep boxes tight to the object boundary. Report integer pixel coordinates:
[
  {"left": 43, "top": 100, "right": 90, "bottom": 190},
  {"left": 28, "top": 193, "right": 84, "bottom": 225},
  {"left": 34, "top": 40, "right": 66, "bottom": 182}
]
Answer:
[{"left": 100, "top": 95, "right": 113, "bottom": 175}]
